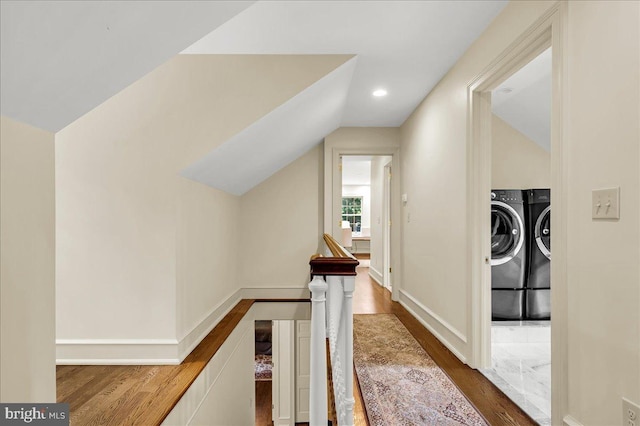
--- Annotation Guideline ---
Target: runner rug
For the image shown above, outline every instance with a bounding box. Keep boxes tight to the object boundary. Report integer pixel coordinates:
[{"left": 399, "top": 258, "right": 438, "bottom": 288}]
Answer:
[{"left": 353, "top": 314, "right": 488, "bottom": 426}]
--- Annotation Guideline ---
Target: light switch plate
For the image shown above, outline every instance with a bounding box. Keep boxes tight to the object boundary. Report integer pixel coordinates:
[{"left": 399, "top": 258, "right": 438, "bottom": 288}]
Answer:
[{"left": 592, "top": 187, "right": 620, "bottom": 219}]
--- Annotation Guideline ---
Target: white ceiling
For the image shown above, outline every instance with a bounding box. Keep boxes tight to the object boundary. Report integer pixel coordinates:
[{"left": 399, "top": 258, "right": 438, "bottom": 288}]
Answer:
[
  {"left": 181, "top": 57, "right": 357, "bottom": 196},
  {"left": 183, "top": 0, "right": 508, "bottom": 127},
  {"left": 492, "top": 48, "right": 552, "bottom": 151},
  {"left": 0, "top": 1, "right": 253, "bottom": 131},
  {"left": 1, "top": 1, "right": 511, "bottom": 195}
]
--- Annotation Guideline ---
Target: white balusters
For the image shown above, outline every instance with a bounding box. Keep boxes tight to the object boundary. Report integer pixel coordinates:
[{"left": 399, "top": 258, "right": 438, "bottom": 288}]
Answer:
[
  {"left": 309, "top": 234, "right": 357, "bottom": 426},
  {"left": 308, "top": 275, "right": 328, "bottom": 426},
  {"left": 313, "top": 274, "right": 354, "bottom": 426},
  {"left": 341, "top": 276, "right": 355, "bottom": 425}
]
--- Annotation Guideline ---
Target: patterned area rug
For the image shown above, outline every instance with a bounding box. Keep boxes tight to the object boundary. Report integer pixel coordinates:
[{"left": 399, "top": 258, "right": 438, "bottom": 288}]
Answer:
[
  {"left": 353, "top": 314, "right": 488, "bottom": 426},
  {"left": 255, "top": 354, "right": 272, "bottom": 381}
]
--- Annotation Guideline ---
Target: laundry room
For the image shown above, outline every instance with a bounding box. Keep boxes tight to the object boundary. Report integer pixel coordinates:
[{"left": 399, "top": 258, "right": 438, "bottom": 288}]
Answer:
[{"left": 482, "top": 48, "right": 553, "bottom": 425}]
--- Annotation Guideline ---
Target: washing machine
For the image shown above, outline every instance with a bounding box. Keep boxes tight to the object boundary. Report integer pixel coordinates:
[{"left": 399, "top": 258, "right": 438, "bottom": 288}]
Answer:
[
  {"left": 491, "top": 189, "right": 527, "bottom": 320},
  {"left": 526, "top": 189, "right": 551, "bottom": 320}
]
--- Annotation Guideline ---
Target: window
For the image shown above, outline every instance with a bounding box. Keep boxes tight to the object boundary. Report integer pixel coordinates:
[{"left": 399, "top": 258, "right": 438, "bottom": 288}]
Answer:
[{"left": 342, "top": 197, "right": 362, "bottom": 232}]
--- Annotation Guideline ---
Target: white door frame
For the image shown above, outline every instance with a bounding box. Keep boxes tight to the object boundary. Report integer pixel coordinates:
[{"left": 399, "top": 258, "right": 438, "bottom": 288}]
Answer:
[
  {"left": 325, "top": 146, "right": 401, "bottom": 301},
  {"left": 272, "top": 320, "right": 295, "bottom": 426},
  {"left": 466, "top": 2, "right": 568, "bottom": 424},
  {"left": 383, "top": 162, "right": 392, "bottom": 290}
]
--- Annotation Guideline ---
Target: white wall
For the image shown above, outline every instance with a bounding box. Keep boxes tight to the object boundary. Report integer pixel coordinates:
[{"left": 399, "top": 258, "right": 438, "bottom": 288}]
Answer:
[
  {"left": 565, "top": 1, "right": 640, "bottom": 423},
  {"left": 492, "top": 114, "right": 550, "bottom": 189},
  {"left": 162, "top": 313, "right": 254, "bottom": 426},
  {"left": 238, "top": 145, "right": 323, "bottom": 299},
  {"left": 400, "top": 0, "right": 557, "bottom": 364},
  {"left": 55, "top": 55, "right": 347, "bottom": 362},
  {"left": 400, "top": 0, "right": 640, "bottom": 424},
  {"left": 176, "top": 178, "right": 241, "bottom": 355},
  {"left": 0, "top": 116, "right": 56, "bottom": 402}
]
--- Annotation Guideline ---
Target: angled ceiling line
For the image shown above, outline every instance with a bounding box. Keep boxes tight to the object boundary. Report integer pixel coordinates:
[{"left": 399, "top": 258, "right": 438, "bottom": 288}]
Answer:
[{"left": 180, "top": 56, "right": 358, "bottom": 196}]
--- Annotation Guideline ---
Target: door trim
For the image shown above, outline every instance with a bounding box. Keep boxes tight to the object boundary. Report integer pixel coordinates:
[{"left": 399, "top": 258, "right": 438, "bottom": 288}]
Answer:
[
  {"left": 466, "top": 2, "right": 568, "bottom": 424},
  {"left": 324, "top": 145, "right": 401, "bottom": 302}
]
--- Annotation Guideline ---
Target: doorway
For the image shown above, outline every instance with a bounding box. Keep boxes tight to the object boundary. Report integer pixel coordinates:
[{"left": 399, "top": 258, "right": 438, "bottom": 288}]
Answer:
[
  {"left": 341, "top": 155, "right": 393, "bottom": 291},
  {"left": 467, "top": 4, "right": 567, "bottom": 426},
  {"left": 482, "top": 47, "right": 553, "bottom": 425}
]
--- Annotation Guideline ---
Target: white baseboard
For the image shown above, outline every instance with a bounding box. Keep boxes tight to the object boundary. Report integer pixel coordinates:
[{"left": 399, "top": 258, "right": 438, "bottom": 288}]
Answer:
[
  {"left": 56, "top": 290, "right": 243, "bottom": 365},
  {"left": 177, "top": 289, "right": 243, "bottom": 361},
  {"left": 241, "top": 286, "right": 309, "bottom": 300},
  {"left": 56, "top": 339, "right": 181, "bottom": 365},
  {"left": 369, "top": 266, "right": 383, "bottom": 286},
  {"left": 56, "top": 287, "right": 309, "bottom": 365},
  {"left": 398, "top": 289, "right": 468, "bottom": 364},
  {"left": 563, "top": 415, "right": 583, "bottom": 426}
]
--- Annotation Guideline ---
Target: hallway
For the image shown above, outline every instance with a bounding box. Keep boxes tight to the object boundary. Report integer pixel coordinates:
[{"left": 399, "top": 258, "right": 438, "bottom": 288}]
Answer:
[
  {"left": 351, "top": 261, "right": 537, "bottom": 425},
  {"left": 255, "top": 261, "right": 537, "bottom": 425}
]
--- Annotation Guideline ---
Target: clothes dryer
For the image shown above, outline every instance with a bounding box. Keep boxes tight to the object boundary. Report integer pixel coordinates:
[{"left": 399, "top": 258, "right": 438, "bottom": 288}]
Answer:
[
  {"left": 491, "top": 189, "right": 527, "bottom": 320},
  {"left": 526, "top": 189, "right": 551, "bottom": 320}
]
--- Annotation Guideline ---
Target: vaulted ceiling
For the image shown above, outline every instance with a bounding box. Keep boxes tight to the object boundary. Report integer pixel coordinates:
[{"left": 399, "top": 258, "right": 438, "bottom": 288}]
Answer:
[{"left": 1, "top": 1, "right": 509, "bottom": 195}]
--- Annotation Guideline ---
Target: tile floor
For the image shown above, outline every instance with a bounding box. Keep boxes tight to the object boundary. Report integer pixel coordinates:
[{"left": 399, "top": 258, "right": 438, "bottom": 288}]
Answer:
[{"left": 481, "top": 321, "right": 551, "bottom": 426}]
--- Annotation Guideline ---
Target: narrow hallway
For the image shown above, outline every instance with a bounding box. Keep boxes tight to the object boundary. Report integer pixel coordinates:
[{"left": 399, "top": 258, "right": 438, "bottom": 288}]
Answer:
[
  {"left": 350, "top": 259, "right": 537, "bottom": 426},
  {"left": 255, "top": 262, "right": 537, "bottom": 425}
]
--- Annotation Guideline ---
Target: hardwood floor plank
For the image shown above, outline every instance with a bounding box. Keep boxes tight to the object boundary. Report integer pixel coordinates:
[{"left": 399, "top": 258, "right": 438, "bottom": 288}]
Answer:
[
  {"left": 57, "top": 299, "right": 256, "bottom": 426},
  {"left": 255, "top": 381, "right": 272, "bottom": 426},
  {"left": 59, "top": 274, "right": 535, "bottom": 426},
  {"left": 351, "top": 267, "right": 536, "bottom": 426}
]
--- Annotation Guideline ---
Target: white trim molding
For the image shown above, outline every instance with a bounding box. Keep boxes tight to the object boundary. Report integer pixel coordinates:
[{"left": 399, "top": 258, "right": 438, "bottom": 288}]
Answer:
[
  {"left": 162, "top": 317, "right": 254, "bottom": 425},
  {"left": 368, "top": 266, "right": 383, "bottom": 286},
  {"left": 398, "top": 289, "right": 468, "bottom": 364},
  {"left": 57, "top": 289, "right": 244, "bottom": 365},
  {"left": 177, "top": 289, "right": 243, "bottom": 361},
  {"left": 56, "top": 287, "right": 311, "bottom": 364},
  {"left": 56, "top": 339, "right": 181, "bottom": 365},
  {"left": 562, "top": 415, "right": 583, "bottom": 426}
]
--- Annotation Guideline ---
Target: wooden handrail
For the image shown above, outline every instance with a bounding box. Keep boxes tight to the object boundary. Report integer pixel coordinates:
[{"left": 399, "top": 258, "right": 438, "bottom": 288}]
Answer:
[
  {"left": 309, "top": 234, "right": 359, "bottom": 277},
  {"left": 323, "top": 233, "right": 353, "bottom": 259}
]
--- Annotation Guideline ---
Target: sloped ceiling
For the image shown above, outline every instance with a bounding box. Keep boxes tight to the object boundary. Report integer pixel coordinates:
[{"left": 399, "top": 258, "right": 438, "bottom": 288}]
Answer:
[
  {"left": 0, "top": 1, "right": 253, "bottom": 131},
  {"left": 492, "top": 48, "right": 552, "bottom": 152},
  {"left": 181, "top": 57, "right": 357, "bottom": 195},
  {"left": 178, "top": 0, "right": 507, "bottom": 193},
  {"left": 183, "top": 0, "right": 508, "bottom": 127},
  {"left": 1, "top": 1, "right": 511, "bottom": 195}
]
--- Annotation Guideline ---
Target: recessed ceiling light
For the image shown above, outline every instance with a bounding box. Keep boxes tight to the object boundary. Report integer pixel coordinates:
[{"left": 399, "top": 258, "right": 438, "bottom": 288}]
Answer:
[
  {"left": 497, "top": 87, "right": 513, "bottom": 94},
  {"left": 372, "top": 89, "right": 388, "bottom": 97}
]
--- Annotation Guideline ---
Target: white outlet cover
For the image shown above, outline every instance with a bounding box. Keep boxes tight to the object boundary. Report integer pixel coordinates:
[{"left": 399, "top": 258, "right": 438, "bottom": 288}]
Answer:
[
  {"left": 592, "top": 187, "right": 620, "bottom": 220},
  {"left": 624, "top": 397, "right": 640, "bottom": 423}
]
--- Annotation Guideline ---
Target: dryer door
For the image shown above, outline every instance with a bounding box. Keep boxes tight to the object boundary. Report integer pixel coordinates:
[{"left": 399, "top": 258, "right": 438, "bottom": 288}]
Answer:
[
  {"left": 535, "top": 205, "right": 551, "bottom": 260},
  {"left": 491, "top": 201, "right": 525, "bottom": 266}
]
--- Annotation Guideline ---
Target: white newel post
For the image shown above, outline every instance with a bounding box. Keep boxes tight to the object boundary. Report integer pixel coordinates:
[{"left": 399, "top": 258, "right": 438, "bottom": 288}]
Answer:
[
  {"left": 308, "top": 275, "right": 328, "bottom": 426},
  {"left": 342, "top": 275, "right": 355, "bottom": 426}
]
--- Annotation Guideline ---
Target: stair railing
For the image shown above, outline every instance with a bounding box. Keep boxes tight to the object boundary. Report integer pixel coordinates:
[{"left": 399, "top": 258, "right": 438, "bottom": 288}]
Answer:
[{"left": 308, "top": 233, "right": 358, "bottom": 426}]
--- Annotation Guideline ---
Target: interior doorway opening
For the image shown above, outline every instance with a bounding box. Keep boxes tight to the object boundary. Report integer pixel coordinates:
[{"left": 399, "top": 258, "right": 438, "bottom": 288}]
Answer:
[
  {"left": 340, "top": 155, "right": 393, "bottom": 292},
  {"left": 481, "top": 46, "right": 553, "bottom": 426}
]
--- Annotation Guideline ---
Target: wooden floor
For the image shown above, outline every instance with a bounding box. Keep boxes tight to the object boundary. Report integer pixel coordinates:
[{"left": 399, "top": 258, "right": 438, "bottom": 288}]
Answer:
[
  {"left": 58, "top": 264, "right": 535, "bottom": 426},
  {"left": 57, "top": 299, "right": 255, "bottom": 426},
  {"left": 351, "top": 264, "right": 536, "bottom": 426}
]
